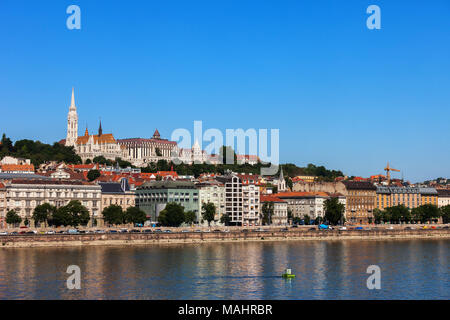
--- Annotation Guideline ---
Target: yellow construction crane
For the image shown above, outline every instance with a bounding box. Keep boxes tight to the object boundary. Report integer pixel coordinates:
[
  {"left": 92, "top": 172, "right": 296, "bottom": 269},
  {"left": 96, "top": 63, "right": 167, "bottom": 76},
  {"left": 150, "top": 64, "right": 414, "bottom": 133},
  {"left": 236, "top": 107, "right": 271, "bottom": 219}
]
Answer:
[{"left": 384, "top": 162, "right": 400, "bottom": 185}]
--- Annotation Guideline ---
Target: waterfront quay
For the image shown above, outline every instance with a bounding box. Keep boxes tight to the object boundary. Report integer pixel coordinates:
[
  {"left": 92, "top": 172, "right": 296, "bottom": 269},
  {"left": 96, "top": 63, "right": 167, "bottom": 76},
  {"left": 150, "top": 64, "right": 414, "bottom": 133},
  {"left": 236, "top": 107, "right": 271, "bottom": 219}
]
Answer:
[{"left": 1, "top": 225, "right": 449, "bottom": 248}]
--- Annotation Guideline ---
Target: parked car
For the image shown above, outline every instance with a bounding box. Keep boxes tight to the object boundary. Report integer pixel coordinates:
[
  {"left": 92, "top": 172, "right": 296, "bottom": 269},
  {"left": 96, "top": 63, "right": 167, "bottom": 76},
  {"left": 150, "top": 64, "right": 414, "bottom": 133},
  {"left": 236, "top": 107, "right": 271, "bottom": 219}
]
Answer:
[
  {"left": 10, "top": 231, "right": 19, "bottom": 235},
  {"left": 213, "top": 229, "right": 221, "bottom": 233},
  {"left": 143, "top": 229, "right": 152, "bottom": 233},
  {"left": 194, "top": 229, "right": 202, "bottom": 233},
  {"left": 130, "top": 229, "right": 141, "bottom": 233},
  {"left": 223, "top": 229, "right": 230, "bottom": 233},
  {"left": 339, "top": 227, "right": 347, "bottom": 230},
  {"left": 45, "top": 230, "right": 55, "bottom": 234},
  {"left": 163, "top": 230, "right": 172, "bottom": 233},
  {"left": 0, "top": 231, "right": 8, "bottom": 235},
  {"left": 291, "top": 225, "right": 298, "bottom": 228},
  {"left": 67, "top": 229, "right": 79, "bottom": 234},
  {"left": 154, "top": 229, "right": 163, "bottom": 233},
  {"left": 355, "top": 227, "right": 363, "bottom": 230},
  {"left": 95, "top": 229, "right": 105, "bottom": 234},
  {"left": 280, "top": 228, "right": 289, "bottom": 232},
  {"left": 181, "top": 230, "right": 190, "bottom": 233},
  {"left": 119, "top": 229, "right": 129, "bottom": 233},
  {"left": 108, "top": 230, "right": 118, "bottom": 234}
]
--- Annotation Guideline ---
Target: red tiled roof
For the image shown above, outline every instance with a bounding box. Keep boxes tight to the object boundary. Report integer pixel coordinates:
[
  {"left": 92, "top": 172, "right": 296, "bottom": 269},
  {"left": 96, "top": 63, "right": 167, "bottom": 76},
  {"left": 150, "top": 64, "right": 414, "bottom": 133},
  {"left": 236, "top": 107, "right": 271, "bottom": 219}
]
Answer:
[
  {"left": 260, "top": 195, "right": 286, "bottom": 203},
  {"left": 1, "top": 164, "right": 35, "bottom": 172},
  {"left": 277, "top": 191, "right": 330, "bottom": 198}
]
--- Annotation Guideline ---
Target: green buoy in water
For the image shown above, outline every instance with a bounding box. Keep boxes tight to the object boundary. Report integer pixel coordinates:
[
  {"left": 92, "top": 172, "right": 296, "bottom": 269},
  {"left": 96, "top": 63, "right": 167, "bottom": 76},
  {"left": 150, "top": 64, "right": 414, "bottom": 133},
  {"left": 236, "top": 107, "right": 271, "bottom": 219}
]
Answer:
[{"left": 282, "top": 268, "right": 296, "bottom": 278}]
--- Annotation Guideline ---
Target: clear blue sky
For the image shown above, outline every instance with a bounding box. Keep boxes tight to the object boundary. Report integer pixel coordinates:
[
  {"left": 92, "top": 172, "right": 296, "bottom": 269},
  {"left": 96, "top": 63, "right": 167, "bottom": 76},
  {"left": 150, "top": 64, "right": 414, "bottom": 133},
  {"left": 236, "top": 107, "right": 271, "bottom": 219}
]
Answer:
[{"left": 0, "top": 0, "right": 449, "bottom": 182}]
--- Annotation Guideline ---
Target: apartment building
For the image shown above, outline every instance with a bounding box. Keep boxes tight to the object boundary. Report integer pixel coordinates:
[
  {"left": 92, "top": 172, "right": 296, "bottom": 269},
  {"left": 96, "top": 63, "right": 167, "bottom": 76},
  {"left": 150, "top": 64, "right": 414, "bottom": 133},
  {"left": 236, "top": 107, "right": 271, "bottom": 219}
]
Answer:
[
  {"left": 216, "top": 172, "right": 260, "bottom": 226},
  {"left": 1, "top": 179, "right": 101, "bottom": 227},
  {"left": 437, "top": 189, "right": 450, "bottom": 208},
  {"left": 342, "top": 181, "right": 376, "bottom": 224}
]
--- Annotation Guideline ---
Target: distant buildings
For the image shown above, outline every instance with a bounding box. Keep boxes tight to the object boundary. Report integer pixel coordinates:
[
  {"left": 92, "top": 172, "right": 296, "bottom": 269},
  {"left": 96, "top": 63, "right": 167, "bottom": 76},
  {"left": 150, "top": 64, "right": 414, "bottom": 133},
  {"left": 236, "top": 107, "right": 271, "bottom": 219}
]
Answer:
[
  {"left": 0, "top": 156, "right": 34, "bottom": 174},
  {"left": 341, "top": 181, "right": 377, "bottom": 224}
]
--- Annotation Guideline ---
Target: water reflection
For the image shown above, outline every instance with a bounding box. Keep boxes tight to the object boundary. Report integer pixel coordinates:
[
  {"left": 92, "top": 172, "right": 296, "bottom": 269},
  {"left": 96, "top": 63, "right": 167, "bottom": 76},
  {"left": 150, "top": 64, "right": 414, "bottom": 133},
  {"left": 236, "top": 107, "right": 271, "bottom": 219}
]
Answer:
[{"left": 0, "top": 240, "right": 448, "bottom": 300}]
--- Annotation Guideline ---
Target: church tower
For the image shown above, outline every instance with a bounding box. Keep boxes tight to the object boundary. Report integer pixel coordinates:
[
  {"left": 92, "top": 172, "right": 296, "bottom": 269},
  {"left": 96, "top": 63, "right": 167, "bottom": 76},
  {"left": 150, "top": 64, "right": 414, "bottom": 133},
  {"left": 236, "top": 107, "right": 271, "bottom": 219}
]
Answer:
[{"left": 66, "top": 87, "right": 79, "bottom": 147}]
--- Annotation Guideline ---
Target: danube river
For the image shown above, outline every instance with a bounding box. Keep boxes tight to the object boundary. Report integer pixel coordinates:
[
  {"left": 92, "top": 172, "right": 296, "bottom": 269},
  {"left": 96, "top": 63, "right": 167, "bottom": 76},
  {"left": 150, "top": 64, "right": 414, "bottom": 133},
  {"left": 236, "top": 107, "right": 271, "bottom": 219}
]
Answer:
[{"left": 0, "top": 239, "right": 448, "bottom": 299}]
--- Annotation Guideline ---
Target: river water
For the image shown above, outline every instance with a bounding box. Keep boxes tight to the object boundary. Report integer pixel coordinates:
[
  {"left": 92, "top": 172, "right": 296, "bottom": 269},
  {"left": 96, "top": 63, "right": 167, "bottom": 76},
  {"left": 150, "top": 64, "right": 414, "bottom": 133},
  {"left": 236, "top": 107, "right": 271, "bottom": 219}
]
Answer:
[{"left": 0, "top": 239, "right": 448, "bottom": 299}]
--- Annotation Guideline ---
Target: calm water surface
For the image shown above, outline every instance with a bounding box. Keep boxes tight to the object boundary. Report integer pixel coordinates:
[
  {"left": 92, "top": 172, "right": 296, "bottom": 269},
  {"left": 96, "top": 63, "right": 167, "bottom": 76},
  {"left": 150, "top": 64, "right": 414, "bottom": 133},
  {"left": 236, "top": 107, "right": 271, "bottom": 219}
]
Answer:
[{"left": 0, "top": 239, "right": 448, "bottom": 299}]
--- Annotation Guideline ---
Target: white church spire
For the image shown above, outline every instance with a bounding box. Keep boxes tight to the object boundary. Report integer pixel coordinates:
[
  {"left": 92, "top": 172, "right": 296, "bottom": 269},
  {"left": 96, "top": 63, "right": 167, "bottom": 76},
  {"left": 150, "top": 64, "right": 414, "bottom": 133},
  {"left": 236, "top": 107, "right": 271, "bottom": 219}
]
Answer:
[{"left": 66, "top": 87, "right": 79, "bottom": 147}]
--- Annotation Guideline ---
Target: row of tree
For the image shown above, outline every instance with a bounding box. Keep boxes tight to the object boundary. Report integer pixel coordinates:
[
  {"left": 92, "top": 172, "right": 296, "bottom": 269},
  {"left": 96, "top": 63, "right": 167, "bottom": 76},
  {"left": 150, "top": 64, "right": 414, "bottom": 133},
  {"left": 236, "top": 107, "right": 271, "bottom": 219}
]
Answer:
[
  {"left": 102, "top": 205, "right": 147, "bottom": 226},
  {"left": 6, "top": 201, "right": 90, "bottom": 227},
  {"left": 156, "top": 202, "right": 229, "bottom": 227},
  {"left": 0, "top": 134, "right": 82, "bottom": 166},
  {"left": 5, "top": 201, "right": 149, "bottom": 228},
  {"left": 373, "top": 204, "right": 449, "bottom": 224}
]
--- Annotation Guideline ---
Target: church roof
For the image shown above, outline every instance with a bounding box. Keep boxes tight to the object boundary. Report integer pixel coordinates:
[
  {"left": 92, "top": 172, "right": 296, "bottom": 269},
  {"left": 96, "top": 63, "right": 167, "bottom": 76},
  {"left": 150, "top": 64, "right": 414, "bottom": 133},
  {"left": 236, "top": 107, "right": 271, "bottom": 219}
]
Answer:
[{"left": 76, "top": 133, "right": 116, "bottom": 145}]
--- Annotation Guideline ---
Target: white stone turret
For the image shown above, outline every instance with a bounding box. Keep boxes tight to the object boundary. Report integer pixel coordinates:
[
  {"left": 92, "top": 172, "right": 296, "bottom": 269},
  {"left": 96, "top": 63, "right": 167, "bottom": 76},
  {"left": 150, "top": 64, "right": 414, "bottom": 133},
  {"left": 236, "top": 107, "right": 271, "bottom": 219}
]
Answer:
[{"left": 66, "top": 87, "right": 79, "bottom": 147}]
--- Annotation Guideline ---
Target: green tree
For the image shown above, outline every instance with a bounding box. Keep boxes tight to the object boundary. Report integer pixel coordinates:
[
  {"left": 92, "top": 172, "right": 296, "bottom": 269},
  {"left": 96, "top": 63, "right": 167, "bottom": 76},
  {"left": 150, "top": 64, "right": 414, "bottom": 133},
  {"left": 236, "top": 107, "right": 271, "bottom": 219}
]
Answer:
[
  {"left": 93, "top": 155, "right": 112, "bottom": 166},
  {"left": 373, "top": 209, "right": 384, "bottom": 224},
  {"left": 158, "top": 202, "right": 185, "bottom": 227},
  {"left": 303, "top": 214, "right": 311, "bottom": 225},
  {"left": 32, "top": 203, "right": 56, "bottom": 228},
  {"left": 57, "top": 200, "right": 90, "bottom": 227},
  {"left": 261, "top": 202, "right": 274, "bottom": 225},
  {"left": 124, "top": 207, "right": 148, "bottom": 225},
  {"left": 441, "top": 205, "right": 450, "bottom": 224},
  {"left": 324, "top": 197, "right": 345, "bottom": 225},
  {"left": 184, "top": 211, "right": 197, "bottom": 225},
  {"left": 102, "top": 205, "right": 124, "bottom": 225},
  {"left": 52, "top": 208, "right": 72, "bottom": 227},
  {"left": 201, "top": 202, "right": 216, "bottom": 226},
  {"left": 6, "top": 210, "right": 21, "bottom": 227},
  {"left": 385, "top": 205, "right": 410, "bottom": 224},
  {"left": 412, "top": 204, "right": 440, "bottom": 223},
  {"left": 87, "top": 169, "right": 101, "bottom": 181},
  {"left": 220, "top": 213, "right": 231, "bottom": 226}
]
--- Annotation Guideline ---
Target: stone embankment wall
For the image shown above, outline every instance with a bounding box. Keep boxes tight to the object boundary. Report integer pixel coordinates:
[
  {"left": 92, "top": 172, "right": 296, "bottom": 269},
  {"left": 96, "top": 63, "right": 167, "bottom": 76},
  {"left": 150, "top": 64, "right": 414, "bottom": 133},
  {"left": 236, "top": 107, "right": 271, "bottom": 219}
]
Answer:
[{"left": 1, "top": 229, "right": 449, "bottom": 248}]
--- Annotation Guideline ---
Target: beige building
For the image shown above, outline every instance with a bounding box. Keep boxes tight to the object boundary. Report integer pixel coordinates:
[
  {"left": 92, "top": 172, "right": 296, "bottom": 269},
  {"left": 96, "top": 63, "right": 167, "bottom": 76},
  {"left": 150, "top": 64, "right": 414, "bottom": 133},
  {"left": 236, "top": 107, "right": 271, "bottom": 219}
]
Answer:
[
  {"left": 0, "top": 182, "right": 6, "bottom": 228},
  {"left": 196, "top": 181, "right": 226, "bottom": 222},
  {"left": 2, "top": 179, "right": 101, "bottom": 227},
  {"left": 437, "top": 189, "right": 450, "bottom": 208},
  {"left": 98, "top": 180, "right": 135, "bottom": 226},
  {"left": 277, "top": 191, "right": 345, "bottom": 221},
  {"left": 260, "top": 195, "right": 288, "bottom": 225}
]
